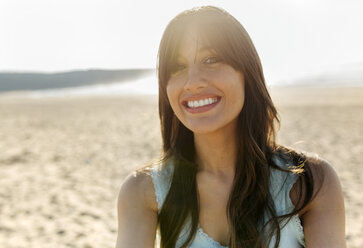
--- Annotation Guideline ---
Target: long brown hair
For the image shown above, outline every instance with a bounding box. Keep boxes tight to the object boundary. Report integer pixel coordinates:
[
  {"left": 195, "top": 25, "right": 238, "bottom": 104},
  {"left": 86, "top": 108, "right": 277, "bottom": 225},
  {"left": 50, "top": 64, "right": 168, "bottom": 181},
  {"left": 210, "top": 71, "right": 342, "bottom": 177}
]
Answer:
[{"left": 156, "top": 6, "right": 317, "bottom": 248}]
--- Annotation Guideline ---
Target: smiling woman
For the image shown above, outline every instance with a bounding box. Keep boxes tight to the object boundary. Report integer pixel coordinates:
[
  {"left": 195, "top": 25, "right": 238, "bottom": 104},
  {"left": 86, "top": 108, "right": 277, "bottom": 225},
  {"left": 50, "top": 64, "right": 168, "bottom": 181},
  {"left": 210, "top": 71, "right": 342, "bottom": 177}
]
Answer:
[
  {"left": 115, "top": 6, "right": 346, "bottom": 248},
  {"left": 166, "top": 30, "right": 245, "bottom": 134}
]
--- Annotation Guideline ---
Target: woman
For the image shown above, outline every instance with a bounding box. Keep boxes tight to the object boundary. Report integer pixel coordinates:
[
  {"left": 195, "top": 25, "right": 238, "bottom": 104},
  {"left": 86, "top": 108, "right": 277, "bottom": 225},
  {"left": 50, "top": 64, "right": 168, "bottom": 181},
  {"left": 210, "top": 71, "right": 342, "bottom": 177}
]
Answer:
[{"left": 116, "top": 6, "right": 346, "bottom": 248}]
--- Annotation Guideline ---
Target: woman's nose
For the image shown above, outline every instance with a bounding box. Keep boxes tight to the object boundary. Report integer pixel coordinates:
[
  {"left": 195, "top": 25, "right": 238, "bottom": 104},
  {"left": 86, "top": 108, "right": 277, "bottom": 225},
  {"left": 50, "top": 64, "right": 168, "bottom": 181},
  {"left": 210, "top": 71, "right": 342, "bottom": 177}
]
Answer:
[{"left": 184, "top": 65, "right": 208, "bottom": 91}]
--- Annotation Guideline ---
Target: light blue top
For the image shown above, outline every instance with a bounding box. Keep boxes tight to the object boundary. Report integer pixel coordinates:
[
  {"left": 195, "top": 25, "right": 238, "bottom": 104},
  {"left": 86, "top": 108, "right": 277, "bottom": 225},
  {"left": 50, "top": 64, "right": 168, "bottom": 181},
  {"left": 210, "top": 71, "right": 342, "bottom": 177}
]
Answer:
[{"left": 149, "top": 153, "right": 305, "bottom": 248}]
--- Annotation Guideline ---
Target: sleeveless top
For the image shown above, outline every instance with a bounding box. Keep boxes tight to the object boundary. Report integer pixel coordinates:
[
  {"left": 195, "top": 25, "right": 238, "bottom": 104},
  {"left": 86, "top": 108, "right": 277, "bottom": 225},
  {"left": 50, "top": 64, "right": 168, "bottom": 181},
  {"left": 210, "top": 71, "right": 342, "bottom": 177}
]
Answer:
[{"left": 149, "top": 152, "right": 306, "bottom": 248}]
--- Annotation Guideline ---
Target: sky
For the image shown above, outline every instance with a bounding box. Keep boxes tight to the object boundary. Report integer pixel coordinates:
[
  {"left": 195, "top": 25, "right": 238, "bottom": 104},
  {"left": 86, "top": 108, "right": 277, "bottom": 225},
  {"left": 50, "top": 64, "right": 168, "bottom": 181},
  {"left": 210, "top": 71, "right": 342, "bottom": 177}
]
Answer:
[{"left": 1, "top": 0, "right": 363, "bottom": 85}]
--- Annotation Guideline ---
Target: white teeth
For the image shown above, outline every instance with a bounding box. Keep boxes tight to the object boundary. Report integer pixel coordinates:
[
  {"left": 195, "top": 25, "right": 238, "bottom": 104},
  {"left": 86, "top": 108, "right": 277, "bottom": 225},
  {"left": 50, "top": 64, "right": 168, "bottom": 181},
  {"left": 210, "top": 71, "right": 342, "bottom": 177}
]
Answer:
[{"left": 187, "top": 97, "right": 218, "bottom": 108}]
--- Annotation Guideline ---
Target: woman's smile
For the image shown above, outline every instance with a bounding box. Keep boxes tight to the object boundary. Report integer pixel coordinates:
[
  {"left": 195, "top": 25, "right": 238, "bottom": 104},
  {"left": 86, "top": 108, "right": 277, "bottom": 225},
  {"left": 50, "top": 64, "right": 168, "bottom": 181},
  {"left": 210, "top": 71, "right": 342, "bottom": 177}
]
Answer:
[{"left": 182, "top": 95, "right": 222, "bottom": 114}]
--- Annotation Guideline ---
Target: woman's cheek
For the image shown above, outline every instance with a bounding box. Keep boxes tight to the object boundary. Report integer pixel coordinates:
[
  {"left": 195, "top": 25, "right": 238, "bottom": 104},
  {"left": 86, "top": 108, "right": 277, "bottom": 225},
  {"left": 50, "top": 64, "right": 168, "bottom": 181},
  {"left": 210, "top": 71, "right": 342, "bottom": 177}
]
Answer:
[{"left": 166, "top": 83, "right": 180, "bottom": 113}]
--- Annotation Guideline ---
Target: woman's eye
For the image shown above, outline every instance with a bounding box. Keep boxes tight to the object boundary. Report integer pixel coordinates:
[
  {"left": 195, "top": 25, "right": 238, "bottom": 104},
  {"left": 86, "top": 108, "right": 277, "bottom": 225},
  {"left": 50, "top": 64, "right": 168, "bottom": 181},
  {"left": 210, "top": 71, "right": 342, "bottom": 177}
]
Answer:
[
  {"left": 172, "top": 64, "right": 186, "bottom": 73},
  {"left": 177, "top": 64, "right": 186, "bottom": 70},
  {"left": 203, "top": 56, "right": 220, "bottom": 65}
]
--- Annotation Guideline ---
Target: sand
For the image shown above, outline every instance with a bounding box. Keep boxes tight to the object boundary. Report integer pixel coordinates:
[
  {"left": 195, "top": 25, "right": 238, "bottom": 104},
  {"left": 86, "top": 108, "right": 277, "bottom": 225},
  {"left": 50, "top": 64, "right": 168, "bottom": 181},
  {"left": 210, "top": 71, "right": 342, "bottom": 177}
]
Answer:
[{"left": 0, "top": 86, "right": 362, "bottom": 247}]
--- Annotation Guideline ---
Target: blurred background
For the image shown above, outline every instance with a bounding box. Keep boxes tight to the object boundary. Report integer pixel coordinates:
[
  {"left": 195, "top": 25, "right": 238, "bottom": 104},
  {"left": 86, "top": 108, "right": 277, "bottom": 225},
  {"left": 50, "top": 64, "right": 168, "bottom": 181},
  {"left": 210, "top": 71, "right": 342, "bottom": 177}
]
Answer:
[{"left": 0, "top": 0, "right": 362, "bottom": 247}]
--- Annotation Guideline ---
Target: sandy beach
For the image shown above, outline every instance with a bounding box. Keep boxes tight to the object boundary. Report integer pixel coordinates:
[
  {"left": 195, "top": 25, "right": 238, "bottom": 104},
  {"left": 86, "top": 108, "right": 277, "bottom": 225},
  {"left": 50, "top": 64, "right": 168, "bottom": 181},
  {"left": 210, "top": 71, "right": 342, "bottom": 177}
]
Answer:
[{"left": 0, "top": 86, "right": 362, "bottom": 247}]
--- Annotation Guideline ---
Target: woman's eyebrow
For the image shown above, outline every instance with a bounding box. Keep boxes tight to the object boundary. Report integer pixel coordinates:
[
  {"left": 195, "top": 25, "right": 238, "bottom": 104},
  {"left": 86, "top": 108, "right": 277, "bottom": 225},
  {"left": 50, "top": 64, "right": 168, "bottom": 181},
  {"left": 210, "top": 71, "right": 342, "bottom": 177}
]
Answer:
[
  {"left": 198, "top": 46, "right": 214, "bottom": 53},
  {"left": 174, "top": 46, "right": 215, "bottom": 62}
]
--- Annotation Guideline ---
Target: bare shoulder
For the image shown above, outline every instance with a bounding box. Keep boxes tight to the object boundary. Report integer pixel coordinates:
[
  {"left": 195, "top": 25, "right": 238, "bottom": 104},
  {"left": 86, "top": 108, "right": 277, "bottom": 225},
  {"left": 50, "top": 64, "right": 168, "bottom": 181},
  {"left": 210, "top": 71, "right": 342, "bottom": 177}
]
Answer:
[
  {"left": 290, "top": 154, "right": 343, "bottom": 211},
  {"left": 118, "top": 168, "right": 158, "bottom": 212},
  {"left": 116, "top": 167, "right": 158, "bottom": 248},
  {"left": 305, "top": 154, "right": 343, "bottom": 204},
  {"left": 291, "top": 154, "right": 346, "bottom": 247}
]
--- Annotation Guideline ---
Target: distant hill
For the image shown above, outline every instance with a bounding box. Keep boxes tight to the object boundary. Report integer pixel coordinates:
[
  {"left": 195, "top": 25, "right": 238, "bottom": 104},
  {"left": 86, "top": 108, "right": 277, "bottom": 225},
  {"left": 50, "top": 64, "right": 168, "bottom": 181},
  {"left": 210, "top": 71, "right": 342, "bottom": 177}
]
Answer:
[{"left": 0, "top": 69, "right": 155, "bottom": 92}]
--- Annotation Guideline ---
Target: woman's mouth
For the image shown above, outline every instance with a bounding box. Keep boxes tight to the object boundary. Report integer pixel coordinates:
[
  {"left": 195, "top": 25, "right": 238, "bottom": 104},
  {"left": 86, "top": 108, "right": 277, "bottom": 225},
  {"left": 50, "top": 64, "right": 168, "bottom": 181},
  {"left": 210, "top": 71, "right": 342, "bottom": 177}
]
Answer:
[{"left": 182, "top": 96, "right": 221, "bottom": 113}]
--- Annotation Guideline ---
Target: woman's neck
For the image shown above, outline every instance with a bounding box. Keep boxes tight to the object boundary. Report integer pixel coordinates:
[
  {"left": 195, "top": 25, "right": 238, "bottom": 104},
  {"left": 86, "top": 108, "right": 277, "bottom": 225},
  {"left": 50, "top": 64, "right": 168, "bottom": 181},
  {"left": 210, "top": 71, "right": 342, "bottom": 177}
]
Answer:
[{"left": 194, "top": 121, "right": 238, "bottom": 177}]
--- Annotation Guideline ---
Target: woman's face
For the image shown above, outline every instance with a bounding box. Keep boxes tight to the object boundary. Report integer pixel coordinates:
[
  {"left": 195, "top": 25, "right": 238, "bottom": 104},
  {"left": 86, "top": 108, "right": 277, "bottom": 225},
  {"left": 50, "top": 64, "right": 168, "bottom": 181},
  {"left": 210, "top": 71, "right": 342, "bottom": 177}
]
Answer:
[{"left": 166, "top": 29, "right": 245, "bottom": 134}]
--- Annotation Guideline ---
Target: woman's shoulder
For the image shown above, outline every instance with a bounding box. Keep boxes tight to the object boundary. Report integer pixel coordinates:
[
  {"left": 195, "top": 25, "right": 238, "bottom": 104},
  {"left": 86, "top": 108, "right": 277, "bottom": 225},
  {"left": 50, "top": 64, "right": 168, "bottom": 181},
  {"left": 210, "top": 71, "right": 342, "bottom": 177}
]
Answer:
[
  {"left": 119, "top": 166, "right": 159, "bottom": 212},
  {"left": 116, "top": 167, "right": 160, "bottom": 247},
  {"left": 288, "top": 151, "right": 343, "bottom": 215},
  {"left": 298, "top": 152, "right": 340, "bottom": 194},
  {"left": 271, "top": 147, "right": 341, "bottom": 205},
  {"left": 272, "top": 147, "right": 337, "bottom": 179},
  {"left": 290, "top": 152, "right": 346, "bottom": 246},
  {"left": 303, "top": 153, "right": 342, "bottom": 204},
  {"left": 121, "top": 159, "right": 174, "bottom": 212}
]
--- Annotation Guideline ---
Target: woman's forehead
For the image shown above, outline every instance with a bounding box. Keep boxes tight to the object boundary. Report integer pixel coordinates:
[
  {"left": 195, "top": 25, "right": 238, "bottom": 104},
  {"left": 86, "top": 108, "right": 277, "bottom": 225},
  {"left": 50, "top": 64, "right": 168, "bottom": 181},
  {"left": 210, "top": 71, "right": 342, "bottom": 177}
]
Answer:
[{"left": 175, "top": 31, "right": 216, "bottom": 58}]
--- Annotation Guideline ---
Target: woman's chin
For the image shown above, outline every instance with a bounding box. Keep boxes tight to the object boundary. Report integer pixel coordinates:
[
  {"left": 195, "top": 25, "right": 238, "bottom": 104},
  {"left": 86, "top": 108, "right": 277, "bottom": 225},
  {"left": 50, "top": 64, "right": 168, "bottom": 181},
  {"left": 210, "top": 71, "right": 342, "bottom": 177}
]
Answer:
[
  {"left": 183, "top": 117, "right": 238, "bottom": 136},
  {"left": 184, "top": 123, "right": 221, "bottom": 135}
]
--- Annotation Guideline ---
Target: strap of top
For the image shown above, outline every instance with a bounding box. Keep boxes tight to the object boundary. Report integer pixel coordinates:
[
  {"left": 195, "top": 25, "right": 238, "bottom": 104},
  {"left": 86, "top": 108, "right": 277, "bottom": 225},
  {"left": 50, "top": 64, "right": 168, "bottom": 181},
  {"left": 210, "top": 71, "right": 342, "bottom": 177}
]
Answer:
[
  {"left": 270, "top": 153, "right": 299, "bottom": 213},
  {"left": 270, "top": 153, "right": 305, "bottom": 246},
  {"left": 149, "top": 161, "right": 174, "bottom": 214}
]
